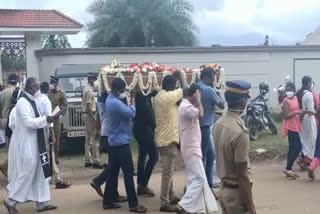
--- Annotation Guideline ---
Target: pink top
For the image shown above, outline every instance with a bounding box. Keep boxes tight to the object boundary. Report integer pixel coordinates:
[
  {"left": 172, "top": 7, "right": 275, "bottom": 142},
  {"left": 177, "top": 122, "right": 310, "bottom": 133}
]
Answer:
[
  {"left": 178, "top": 99, "right": 202, "bottom": 160},
  {"left": 313, "top": 91, "right": 319, "bottom": 107},
  {"left": 282, "top": 96, "right": 302, "bottom": 137},
  {"left": 313, "top": 91, "right": 319, "bottom": 128}
]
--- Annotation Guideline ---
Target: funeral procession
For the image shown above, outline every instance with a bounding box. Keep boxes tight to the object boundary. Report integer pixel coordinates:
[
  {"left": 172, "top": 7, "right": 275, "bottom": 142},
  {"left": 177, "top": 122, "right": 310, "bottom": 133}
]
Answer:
[{"left": 3, "top": 1, "right": 320, "bottom": 214}]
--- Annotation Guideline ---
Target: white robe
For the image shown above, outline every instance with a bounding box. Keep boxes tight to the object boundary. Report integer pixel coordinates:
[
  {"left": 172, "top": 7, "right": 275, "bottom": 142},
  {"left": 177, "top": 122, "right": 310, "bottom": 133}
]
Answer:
[
  {"left": 179, "top": 155, "right": 219, "bottom": 213},
  {"left": 299, "top": 90, "right": 317, "bottom": 159},
  {"left": 7, "top": 94, "right": 50, "bottom": 203}
]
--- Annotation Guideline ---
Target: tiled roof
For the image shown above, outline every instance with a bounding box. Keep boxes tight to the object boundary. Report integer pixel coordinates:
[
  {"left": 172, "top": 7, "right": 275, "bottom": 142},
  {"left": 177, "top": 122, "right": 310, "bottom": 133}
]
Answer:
[{"left": 0, "top": 9, "right": 83, "bottom": 28}]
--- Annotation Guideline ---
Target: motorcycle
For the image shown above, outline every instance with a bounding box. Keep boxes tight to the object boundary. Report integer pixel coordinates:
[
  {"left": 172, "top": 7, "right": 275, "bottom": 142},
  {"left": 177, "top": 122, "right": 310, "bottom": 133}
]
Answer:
[{"left": 245, "top": 82, "right": 278, "bottom": 141}]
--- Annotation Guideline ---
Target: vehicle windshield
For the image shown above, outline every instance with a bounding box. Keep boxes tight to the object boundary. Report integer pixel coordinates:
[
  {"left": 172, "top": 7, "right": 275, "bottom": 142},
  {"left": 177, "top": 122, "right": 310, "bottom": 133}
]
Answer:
[
  {"left": 59, "top": 77, "right": 87, "bottom": 93},
  {"left": 58, "top": 76, "right": 98, "bottom": 98},
  {"left": 59, "top": 77, "right": 88, "bottom": 97}
]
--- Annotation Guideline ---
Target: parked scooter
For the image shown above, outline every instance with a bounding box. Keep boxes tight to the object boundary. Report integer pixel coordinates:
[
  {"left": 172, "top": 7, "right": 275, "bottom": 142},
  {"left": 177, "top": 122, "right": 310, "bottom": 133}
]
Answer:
[{"left": 245, "top": 81, "right": 278, "bottom": 140}]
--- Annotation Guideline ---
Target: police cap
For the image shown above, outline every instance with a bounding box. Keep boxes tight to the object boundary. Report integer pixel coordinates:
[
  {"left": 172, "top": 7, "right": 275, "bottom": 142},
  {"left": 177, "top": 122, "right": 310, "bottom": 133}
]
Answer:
[
  {"left": 225, "top": 80, "right": 251, "bottom": 103},
  {"left": 49, "top": 76, "right": 59, "bottom": 84},
  {"left": 8, "top": 74, "right": 18, "bottom": 84}
]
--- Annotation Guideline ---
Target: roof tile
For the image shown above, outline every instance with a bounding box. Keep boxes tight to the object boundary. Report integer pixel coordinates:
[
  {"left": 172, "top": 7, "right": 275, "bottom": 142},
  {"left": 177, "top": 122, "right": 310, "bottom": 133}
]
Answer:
[{"left": 0, "top": 9, "right": 83, "bottom": 28}]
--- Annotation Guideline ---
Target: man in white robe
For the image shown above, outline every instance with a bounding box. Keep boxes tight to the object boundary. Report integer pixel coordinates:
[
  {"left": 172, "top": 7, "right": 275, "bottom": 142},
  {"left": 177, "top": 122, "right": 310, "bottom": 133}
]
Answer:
[
  {"left": 4, "top": 77, "right": 57, "bottom": 214},
  {"left": 36, "top": 81, "right": 71, "bottom": 189},
  {"left": 177, "top": 84, "right": 218, "bottom": 214}
]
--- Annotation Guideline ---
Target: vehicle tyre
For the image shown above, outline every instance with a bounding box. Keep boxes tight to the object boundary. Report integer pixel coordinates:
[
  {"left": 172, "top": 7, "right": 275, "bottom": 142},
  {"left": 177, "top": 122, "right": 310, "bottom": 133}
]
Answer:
[
  {"left": 246, "top": 115, "right": 259, "bottom": 141},
  {"left": 267, "top": 114, "right": 278, "bottom": 135}
]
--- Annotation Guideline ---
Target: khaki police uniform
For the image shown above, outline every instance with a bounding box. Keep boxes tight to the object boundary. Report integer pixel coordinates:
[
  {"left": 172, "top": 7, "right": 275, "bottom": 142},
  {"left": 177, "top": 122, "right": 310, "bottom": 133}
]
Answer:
[
  {"left": 82, "top": 84, "right": 100, "bottom": 164},
  {"left": 0, "top": 85, "right": 15, "bottom": 176},
  {"left": 0, "top": 85, "right": 15, "bottom": 129},
  {"left": 214, "top": 111, "right": 252, "bottom": 214},
  {"left": 214, "top": 79, "right": 253, "bottom": 214},
  {"left": 48, "top": 88, "right": 67, "bottom": 156}
]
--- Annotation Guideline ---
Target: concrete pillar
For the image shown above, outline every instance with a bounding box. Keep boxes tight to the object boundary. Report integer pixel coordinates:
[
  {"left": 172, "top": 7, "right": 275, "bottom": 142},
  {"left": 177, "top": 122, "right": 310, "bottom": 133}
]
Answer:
[{"left": 25, "top": 33, "right": 41, "bottom": 79}]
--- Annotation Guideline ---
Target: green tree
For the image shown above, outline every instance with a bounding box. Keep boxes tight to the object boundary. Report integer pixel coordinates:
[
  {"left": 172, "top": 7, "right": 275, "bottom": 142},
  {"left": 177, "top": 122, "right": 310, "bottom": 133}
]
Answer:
[
  {"left": 86, "top": 0, "right": 198, "bottom": 47},
  {"left": 41, "top": 35, "right": 71, "bottom": 49}
]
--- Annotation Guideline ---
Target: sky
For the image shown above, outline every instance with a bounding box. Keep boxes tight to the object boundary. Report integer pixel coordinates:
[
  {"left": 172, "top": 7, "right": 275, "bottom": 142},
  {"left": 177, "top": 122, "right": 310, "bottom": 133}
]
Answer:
[{"left": 1, "top": 0, "right": 320, "bottom": 47}]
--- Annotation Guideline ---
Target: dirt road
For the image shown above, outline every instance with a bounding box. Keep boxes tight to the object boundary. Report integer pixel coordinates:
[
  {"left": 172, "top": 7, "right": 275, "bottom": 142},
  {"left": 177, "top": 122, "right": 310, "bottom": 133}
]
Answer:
[{"left": 1, "top": 162, "right": 320, "bottom": 214}]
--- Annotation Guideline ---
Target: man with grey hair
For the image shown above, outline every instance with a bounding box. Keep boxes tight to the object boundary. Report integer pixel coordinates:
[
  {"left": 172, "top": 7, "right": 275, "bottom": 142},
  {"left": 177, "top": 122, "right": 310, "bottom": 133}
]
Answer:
[{"left": 5, "top": 77, "right": 58, "bottom": 214}]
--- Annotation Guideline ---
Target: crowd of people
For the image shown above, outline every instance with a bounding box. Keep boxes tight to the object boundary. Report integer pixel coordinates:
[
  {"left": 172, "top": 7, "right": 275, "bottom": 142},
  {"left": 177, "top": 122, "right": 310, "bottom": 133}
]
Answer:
[
  {"left": 281, "top": 75, "right": 320, "bottom": 181},
  {"left": 0, "top": 65, "right": 256, "bottom": 214}
]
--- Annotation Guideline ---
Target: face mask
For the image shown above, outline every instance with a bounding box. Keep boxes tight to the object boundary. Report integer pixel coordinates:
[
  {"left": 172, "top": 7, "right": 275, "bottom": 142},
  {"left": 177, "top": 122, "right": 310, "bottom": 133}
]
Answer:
[
  {"left": 119, "top": 92, "right": 126, "bottom": 99},
  {"left": 49, "top": 84, "right": 54, "bottom": 90},
  {"left": 286, "top": 91, "right": 294, "bottom": 98},
  {"left": 229, "top": 99, "right": 248, "bottom": 116},
  {"left": 33, "top": 90, "right": 41, "bottom": 99}
]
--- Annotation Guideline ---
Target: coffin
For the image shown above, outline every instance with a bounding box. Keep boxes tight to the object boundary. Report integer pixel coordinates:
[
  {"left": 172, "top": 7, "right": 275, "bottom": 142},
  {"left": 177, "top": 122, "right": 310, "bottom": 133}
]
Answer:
[{"left": 97, "top": 61, "right": 201, "bottom": 95}]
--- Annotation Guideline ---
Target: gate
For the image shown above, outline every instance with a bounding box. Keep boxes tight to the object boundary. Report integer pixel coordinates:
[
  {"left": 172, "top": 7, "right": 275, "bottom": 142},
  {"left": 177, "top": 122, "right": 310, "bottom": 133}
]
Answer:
[{"left": 0, "top": 36, "right": 26, "bottom": 86}]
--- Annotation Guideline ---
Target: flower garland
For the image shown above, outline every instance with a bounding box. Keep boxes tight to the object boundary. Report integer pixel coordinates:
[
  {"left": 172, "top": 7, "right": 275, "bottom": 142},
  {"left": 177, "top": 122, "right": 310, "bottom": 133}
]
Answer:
[{"left": 98, "top": 60, "right": 223, "bottom": 97}]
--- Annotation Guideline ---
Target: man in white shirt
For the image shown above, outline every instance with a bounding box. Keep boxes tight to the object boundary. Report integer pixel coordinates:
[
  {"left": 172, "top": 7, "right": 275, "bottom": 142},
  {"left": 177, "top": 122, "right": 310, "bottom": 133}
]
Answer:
[{"left": 36, "top": 82, "right": 71, "bottom": 189}]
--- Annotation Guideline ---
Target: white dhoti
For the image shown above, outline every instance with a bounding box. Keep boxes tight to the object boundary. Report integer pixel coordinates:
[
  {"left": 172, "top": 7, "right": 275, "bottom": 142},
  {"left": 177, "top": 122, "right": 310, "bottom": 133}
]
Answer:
[{"left": 179, "top": 155, "right": 218, "bottom": 214}]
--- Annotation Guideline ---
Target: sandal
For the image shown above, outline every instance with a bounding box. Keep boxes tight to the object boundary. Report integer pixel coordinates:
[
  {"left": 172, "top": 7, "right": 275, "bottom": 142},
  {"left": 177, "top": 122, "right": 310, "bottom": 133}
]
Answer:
[
  {"left": 291, "top": 171, "right": 300, "bottom": 178},
  {"left": 103, "top": 203, "right": 121, "bottom": 209},
  {"left": 37, "top": 204, "right": 57, "bottom": 212},
  {"left": 308, "top": 169, "right": 315, "bottom": 180},
  {"left": 296, "top": 159, "right": 308, "bottom": 171},
  {"left": 129, "top": 205, "right": 148, "bottom": 213},
  {"left": 55, "top": 180, "right": 71, "bottom": 189},
  {"left": 283, "top": 170, "right": 297, "bottom": 180},
  {"left": 175, "top": 204, "right": 188, "bottom": 214}
]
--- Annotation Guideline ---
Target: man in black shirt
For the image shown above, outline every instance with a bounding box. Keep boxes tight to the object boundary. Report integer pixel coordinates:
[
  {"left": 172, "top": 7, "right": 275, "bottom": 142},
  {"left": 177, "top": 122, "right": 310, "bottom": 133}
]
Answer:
[{"left": 133, "top": 90, "right": 159, "bottom": 197}]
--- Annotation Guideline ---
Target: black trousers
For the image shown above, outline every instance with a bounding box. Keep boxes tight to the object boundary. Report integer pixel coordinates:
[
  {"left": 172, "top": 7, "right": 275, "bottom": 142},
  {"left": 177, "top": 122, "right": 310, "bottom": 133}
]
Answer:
[
  {"left": 103, "top": 144, "right": 138, "bottom": 208},
  {"left": 286, "top": 130, "right": 302, "bottom": 170},
  {"left": 135, "top": 128, "right": 159, "bottom": 187},
  {"left": 93, "top": 136, "right": 109, "bottom": 185}
]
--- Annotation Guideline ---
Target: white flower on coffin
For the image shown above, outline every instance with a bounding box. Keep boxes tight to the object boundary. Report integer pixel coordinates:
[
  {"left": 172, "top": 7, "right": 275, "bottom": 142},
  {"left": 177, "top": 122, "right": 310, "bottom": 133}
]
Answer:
[
  {"left": 142, "top": 67, "right": 147, "bottom": 73},
  {"left": 110, "top": 60, "right": 121, "bottom": 69}
]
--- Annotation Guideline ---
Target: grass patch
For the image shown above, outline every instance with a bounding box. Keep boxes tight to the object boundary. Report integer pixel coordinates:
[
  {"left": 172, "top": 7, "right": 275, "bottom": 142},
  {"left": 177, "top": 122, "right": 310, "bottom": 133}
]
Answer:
[{"left": 249, "top": 122, "right": 287, "bottom": 161}]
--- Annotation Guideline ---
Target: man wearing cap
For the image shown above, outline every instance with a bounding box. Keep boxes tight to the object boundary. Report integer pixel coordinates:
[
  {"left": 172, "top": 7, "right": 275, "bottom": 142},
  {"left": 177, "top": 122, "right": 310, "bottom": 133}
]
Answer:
[
  {"left": 214, "top": 80, "right": 256, "bottom": 214},
  {"left": 82, "top": 73, "right": 103, "bottom": 169},
  {"left": 48, "top": 76, "right": 67, "bottom": 163},
  {"left": 0, "top": 74, "right": 18, "bottom": 177},
  {"left": 197, "top": 67, "right": 225, "bottom": 191}
]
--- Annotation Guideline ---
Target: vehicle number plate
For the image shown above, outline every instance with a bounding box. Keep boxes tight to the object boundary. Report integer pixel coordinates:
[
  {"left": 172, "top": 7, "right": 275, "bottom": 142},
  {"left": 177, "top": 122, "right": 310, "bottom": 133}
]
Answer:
[{"left": 68, "top": 131, "right": 85, "bottom": 137}]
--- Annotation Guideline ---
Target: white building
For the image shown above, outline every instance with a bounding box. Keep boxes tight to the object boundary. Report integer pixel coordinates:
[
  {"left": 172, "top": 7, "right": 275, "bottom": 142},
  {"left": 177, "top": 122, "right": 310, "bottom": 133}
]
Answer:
[{"left": 0, "top": 9, "right": 82, "bottom": 80}]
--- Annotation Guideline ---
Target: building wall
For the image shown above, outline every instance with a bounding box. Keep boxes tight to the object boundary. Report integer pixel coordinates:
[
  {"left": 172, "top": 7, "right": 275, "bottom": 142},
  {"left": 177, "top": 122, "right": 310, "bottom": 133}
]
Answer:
[
  {"left": 26, "top": 33, "right": 41, "bottom": 79},
  {"left": 35, "top": 46, "right": 320, "bottom": 111}
]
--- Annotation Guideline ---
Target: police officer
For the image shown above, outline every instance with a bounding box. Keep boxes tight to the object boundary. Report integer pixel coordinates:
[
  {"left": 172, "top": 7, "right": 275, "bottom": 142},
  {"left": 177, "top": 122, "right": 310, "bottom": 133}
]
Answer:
[
  {"left": 82, "top": 73, "right": 103, "bottom": 169},
  {"left": 214, "top": 80, "right": 256, "bottom": 214},
  {"left": 48, "top": 76, "right": 67, "bottom": 163},
  {"left": 0, "top": 74, "right": 18, "bottom": 177}
]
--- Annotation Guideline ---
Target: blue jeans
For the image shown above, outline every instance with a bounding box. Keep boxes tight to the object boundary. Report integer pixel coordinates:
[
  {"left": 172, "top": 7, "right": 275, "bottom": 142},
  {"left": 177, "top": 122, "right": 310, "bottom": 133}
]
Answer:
[
  {"left": 200, "top": 126, "right": 215, "bottom": 187},
  {"left": 286, "top": 131, "right": 302, "bottom": 170}
]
